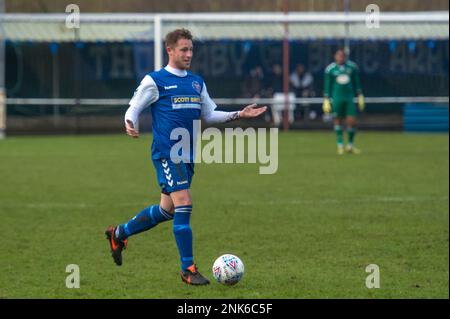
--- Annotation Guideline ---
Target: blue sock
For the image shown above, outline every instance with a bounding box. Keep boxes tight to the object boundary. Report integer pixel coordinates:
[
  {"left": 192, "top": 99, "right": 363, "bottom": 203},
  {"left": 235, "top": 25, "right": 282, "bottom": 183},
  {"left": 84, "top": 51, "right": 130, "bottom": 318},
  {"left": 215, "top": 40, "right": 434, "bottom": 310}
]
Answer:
[
  {"left": 173, "top": 205, "right": 194, "bottom": 271},
  {"left": 117, "top": 205, "right": 173, "bottom": 240}
]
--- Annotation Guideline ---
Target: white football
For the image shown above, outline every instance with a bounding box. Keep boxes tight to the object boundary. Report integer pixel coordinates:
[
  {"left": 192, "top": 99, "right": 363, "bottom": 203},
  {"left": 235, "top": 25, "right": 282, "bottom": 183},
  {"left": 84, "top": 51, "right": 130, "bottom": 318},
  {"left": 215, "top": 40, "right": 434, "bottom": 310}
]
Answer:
[{"left": 212, "top": 254, "right": 244, "bottom": 285}]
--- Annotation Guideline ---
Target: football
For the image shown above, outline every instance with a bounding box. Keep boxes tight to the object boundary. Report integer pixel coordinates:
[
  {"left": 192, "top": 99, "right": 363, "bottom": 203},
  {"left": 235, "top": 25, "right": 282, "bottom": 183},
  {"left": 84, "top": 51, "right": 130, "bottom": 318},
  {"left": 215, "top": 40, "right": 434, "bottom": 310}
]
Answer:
[{"left": 212, "top": 254, "right": 245, "bottom": 285}]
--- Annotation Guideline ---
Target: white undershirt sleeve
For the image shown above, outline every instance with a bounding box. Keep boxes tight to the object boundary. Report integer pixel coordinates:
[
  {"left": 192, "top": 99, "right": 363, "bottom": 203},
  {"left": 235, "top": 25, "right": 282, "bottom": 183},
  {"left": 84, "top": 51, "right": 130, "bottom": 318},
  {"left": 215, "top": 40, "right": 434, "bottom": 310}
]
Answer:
[
  {"left": 201, "top": 83, "right": 240, "bottom": 124},
  {"left": 124, "top": 75, "right": 159, "bottom": 130}
]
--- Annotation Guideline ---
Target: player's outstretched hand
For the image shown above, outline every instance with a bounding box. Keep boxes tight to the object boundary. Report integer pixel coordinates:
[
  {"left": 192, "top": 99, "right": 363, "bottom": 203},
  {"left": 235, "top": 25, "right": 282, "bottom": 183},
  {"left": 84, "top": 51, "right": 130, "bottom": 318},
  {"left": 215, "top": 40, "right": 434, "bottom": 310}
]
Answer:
[
  {"left": 125, "top": 120, "right": 139, "bottom": 138},
  {"left": 239, "top": 104, "right": 267, "bottom": 119}
]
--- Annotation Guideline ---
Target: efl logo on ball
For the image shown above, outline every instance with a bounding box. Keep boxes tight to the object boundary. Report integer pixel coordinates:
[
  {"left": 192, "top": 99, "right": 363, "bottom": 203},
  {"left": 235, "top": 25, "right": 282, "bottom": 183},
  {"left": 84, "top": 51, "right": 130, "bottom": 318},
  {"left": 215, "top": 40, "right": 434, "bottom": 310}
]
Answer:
[{"left": 212, "top": 254, "right": 244, "bottom": 285}]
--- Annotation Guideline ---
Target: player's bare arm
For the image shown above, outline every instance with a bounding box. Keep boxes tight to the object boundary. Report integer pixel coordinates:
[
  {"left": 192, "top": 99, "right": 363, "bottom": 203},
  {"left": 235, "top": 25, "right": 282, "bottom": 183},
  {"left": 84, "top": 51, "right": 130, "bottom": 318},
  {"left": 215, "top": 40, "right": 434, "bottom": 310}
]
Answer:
[{"left": 238, "top": 103, "right": 267, "bottom": 119}]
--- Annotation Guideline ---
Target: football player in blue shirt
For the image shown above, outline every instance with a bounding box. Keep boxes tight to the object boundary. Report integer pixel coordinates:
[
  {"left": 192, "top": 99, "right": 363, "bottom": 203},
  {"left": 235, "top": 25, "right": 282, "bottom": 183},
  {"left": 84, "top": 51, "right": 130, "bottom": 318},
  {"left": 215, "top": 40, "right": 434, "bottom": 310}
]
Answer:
[{"left": 105, "top": 29, "right": 267, "bottom": 285}]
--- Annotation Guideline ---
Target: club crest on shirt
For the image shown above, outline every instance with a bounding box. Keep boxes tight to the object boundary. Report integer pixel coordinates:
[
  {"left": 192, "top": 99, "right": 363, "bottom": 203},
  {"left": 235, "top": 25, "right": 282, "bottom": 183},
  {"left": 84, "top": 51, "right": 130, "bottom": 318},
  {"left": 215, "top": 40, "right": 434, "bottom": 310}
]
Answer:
[{"left": 192, "top": 81, "right": 202, "bottom": 94}]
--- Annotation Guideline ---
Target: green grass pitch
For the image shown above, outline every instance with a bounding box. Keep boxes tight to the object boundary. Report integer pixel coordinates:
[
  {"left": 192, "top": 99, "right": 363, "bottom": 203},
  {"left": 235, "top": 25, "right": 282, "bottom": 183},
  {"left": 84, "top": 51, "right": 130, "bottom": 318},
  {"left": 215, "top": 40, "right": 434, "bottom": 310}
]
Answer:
[{"left": 0, "top": 132, "right": 448, "bottom": 298}]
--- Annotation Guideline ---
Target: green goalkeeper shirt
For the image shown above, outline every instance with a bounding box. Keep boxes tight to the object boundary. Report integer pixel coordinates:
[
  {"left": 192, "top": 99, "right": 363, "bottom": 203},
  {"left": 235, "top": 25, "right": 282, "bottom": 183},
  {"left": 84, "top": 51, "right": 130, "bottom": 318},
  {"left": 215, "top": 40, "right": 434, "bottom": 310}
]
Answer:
[{"left": 324, "top": 61, "right": 362, "bottom": 100}]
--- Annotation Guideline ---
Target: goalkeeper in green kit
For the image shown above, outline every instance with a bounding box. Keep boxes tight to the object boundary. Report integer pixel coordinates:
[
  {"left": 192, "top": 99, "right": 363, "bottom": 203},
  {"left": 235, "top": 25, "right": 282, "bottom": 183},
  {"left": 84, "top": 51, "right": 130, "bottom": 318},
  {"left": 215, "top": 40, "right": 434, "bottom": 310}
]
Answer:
[{"left": 323, "top": 49, "right": 365, "bottom": 155}]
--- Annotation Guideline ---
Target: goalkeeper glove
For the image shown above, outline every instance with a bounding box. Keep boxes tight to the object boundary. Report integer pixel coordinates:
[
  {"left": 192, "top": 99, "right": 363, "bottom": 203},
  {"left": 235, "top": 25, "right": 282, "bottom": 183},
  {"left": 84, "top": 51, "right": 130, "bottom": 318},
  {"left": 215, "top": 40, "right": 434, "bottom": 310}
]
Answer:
[
  {"left": 358, "top": 94, "right": 365, "bottom": 111},
  {"left": 322, "top": 98, "right": 332, "bottom": 114}
]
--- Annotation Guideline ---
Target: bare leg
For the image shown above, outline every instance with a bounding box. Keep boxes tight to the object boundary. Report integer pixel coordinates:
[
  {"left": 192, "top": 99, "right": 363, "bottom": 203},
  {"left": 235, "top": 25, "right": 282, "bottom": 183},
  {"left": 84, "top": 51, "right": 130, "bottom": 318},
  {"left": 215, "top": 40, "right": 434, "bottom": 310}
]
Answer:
[
  {"left": 169, "top": 189, "right": 192, "bottom": 207},
  {"left": 160, "top": 192, "right": 175, "bottom": 215}
]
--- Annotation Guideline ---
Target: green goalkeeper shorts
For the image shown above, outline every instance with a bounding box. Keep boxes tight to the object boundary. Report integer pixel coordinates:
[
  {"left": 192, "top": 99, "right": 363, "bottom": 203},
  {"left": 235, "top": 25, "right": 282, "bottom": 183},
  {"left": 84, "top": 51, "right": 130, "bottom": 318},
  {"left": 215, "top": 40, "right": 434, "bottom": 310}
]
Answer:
[{"left": 331, "top": 99, "right": 357, "bottom": 118}]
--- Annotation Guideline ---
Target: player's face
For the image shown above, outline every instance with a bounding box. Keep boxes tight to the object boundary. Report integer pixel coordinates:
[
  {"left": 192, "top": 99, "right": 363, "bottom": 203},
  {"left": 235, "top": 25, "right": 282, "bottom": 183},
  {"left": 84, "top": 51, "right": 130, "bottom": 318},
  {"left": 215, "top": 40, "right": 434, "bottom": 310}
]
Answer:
[
  {"left": 335, "top": 51, "right": 346, "bottom": 65},
  {"left": 168, "top": 38, "right": 193, "bottom": 70}
]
